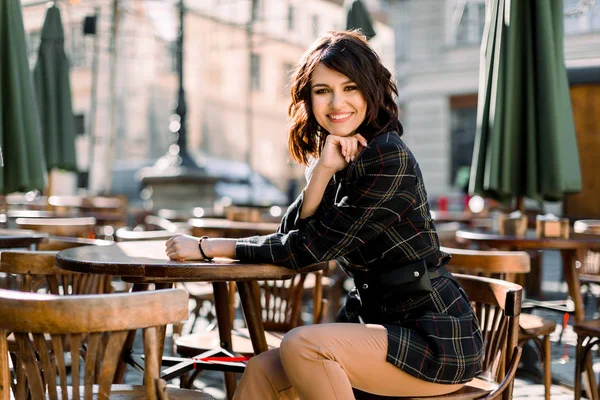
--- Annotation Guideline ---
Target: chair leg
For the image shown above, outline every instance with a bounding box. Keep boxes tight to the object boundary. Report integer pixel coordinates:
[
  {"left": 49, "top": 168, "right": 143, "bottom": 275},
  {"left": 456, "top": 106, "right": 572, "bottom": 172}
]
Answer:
[
  {"left": 575, "top": 335, "right": 584, "bottom": 400},
  {"left": 543, "top": 334, "right": 551, "bottom": 400}
]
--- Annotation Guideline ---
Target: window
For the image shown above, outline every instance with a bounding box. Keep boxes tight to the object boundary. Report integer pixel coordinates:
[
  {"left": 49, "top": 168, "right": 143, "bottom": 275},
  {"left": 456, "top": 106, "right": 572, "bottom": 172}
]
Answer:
[
  {"left": 312, "top": 15, "right": 319, "bottom": 38},
  {"left": 455, "top": 0, "right": 485, "bottom": 46},
  {"left": 288, "top": 5, "right": 295, "bottom": 31},
  {"left": 564, "top": 0, "right": 600, "bottom": 34},
  {"left": 449, "top": 94, "right": 478, "bottom": 188},
  {"left": 250, "top": 53, "right": 261, "bottom": 91}
]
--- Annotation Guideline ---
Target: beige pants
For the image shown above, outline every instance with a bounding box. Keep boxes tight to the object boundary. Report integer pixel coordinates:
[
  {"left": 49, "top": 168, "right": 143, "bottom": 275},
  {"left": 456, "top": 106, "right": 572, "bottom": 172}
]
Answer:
[{"left": 232, "top": 323, "right": 464, "bottom": 400}]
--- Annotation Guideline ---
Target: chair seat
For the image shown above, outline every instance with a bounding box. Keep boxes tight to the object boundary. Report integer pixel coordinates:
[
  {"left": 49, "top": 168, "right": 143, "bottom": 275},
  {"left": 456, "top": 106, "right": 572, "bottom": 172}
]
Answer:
[
  {"left": 574, "top": 319, "right": 600, "bottom": 337},
  {"left": 354, "top": 377, "right": 496, "bottom": 399},
  {"left": 55, "top": 384, "right": 214, "bottom": 399},
  {"left": 518, "top": 313, "right": 556, "bottom": 336},
  {"left": 176, "top": 328, "right": 285, "bottom": 357}
]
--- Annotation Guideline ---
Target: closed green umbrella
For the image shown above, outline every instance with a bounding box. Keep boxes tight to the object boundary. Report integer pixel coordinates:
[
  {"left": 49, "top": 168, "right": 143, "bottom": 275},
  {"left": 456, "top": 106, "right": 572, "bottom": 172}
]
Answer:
[
  {"left": 33, "top": 4, "right": 77, "bottom": 172},
  {"left": 469, "top": 0, "right": 581, "bottom": 209},
  {"left": 0, "top": 0, "right": 47, "bottom": 194},
  {"left": 345, "top": 0, "right": 376, "bottom": 40}
]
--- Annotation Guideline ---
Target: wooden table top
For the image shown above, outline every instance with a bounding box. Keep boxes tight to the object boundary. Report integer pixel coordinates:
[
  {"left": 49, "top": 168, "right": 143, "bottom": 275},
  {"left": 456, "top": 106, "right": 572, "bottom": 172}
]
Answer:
[
  {"left": 55, "top": 240, "right": 326, "bottom": 283},
  {"left": 0, "top": 229, "right": 48, "bottom": 248},
  {"left": 456, "top": 228, "right": 600, "bottom": 250}
]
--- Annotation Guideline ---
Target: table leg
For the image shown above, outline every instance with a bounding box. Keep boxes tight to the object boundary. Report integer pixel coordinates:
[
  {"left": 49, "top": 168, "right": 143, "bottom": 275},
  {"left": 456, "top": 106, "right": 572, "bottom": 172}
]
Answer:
[
  {"left": 155, "top": 283, "right": 174, "bottom": 367},
  {"left": 213, "top": 282, "right": 237, "bottom": 400},
  {"left": 562, "top": 250, "right": 598, "bottom": 399},
  {"left": 114, "top": 283, "right": 149, "bottom": 383},
  {"left": 237, "top": 281, "right": 269, "bottom": 354}
]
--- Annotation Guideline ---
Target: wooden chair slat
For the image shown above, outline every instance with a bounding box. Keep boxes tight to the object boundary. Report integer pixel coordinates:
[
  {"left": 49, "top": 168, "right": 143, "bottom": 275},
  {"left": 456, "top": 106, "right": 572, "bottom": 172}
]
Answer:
[
  {"left": 15, "top": 356, "right": 28, "bottom": 400},
  {"left": 47, "top": 274, "right": 61, "bottom": 295},
  {"left": 84, "top": 333, "right": 102, "bottom": 398},
  {"left": 70, "top": 334, "right": 83, "bottom": 400},
  {"left": 96, "top": 331, "right": 128, "bottom": 398},
  {"left": 51, "top": 336, "right": 69, "bottom": 400},
  {"left": 33, "top": 333, "right": 59, "bottom": 400},
  {"left": 14, "top": 332, "right": 45, "bottom": 398},
  {"left": 0, "top": 331, "right": 10, "bottom": 400}
]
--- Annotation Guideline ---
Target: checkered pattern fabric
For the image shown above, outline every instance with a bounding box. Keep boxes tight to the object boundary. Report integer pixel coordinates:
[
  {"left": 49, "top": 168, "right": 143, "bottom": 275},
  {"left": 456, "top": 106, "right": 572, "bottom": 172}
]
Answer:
[{"left": 236, "top": 131, "right": 483, "bottom": 384}]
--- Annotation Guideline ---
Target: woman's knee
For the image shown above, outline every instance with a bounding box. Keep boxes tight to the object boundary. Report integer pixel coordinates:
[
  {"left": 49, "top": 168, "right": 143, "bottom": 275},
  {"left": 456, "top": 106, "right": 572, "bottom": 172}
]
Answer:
[
  {"left": 245, "top": 348, "right": 281, "bottom": 378},
  {"left": 280, "top": 325, "right": 323, "bottom": 366}
]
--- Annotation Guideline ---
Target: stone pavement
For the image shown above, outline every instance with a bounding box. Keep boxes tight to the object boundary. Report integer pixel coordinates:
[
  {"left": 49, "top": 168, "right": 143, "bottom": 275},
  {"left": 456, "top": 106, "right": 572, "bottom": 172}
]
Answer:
[{"left": 125, "top": 249, "right": 595, "bottom": 398}]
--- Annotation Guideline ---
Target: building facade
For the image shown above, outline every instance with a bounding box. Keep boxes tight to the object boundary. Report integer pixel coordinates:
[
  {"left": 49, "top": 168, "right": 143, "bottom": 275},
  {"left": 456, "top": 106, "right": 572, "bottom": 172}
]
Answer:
[
  {"left": 386, "top": 0, "right": 600, "bottom": 205},
  {"left": 21, "top": 0, "right": 394, "bottom": 202}
]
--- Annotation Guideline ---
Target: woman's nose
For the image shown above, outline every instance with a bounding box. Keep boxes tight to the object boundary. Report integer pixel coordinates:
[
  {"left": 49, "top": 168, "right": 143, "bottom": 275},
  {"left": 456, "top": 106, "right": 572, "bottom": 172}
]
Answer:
[{"left": 330, "top": 93, "right": 344, "bottom": 109}]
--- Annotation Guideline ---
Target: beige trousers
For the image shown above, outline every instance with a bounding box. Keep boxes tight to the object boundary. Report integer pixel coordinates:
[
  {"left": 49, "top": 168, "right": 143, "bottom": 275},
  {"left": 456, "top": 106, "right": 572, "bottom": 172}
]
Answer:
[{"left": 232, "top": 323, "right": 464, "bottom": 400}]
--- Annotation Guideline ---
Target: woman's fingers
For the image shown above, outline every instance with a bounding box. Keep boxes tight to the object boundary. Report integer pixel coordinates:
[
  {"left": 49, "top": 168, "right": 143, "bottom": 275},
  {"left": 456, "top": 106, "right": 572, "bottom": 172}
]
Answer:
[{"left": 354, "top": 133, "right": 368, "bottom": 147}]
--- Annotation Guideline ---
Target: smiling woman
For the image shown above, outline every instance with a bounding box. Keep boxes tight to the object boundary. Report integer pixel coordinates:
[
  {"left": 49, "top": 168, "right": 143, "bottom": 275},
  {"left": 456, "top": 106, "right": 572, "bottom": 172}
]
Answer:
[{"left": 165, "top": 30, "right": 483, "bottom": 400}]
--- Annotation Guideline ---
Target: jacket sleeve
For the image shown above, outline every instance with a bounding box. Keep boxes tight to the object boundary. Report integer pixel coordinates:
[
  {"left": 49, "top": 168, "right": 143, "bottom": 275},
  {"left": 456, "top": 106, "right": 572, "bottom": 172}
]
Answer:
[
  {"left": 236, "top": 141, "right": 417, "bottom": 269},
  {"left": 276, "top": 160, "right": 338, "bottom": 234}
]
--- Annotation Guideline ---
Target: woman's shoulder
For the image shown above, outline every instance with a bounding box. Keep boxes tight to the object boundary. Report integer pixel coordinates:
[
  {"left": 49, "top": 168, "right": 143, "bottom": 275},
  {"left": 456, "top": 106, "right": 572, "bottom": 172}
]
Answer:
[{"left": 361, "top": 131, "right": 412, "bottom": 161}]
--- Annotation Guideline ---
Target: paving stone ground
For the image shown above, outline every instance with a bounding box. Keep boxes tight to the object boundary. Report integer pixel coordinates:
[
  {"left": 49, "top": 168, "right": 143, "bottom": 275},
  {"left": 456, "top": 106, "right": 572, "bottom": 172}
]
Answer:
[{"left": 124, "top": 250, "right": 593, "bottom": 399}]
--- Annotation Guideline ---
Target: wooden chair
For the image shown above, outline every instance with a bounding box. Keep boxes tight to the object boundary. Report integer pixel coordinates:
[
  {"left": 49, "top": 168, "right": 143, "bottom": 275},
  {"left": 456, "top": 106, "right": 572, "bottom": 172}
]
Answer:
[
  {"left": 0, "top": 250, "right": 113, "bottom": 296},
  {"left": 0, "top": 288, "right": 214, "bottom": 399},
  {"left": 15, "top": 217, "right": 96, "bottom": 238},
  {"left": 442, "top": 247, "right": 554, "bottom": 400},
  {"left": 175, "top": 272, "right": 328, "bottom": 388},
  {"left": 354, "top": 273, "right": 523, "bottom": 400}
]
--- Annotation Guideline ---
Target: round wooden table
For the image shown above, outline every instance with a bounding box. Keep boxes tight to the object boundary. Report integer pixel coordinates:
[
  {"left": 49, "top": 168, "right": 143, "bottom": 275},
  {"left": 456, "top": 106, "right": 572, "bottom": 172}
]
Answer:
[
  {"left": 55, "top": 240, "right": 326, "bottom": 399},
  {"left": 188, "top": 218, "right": 279, "bottom": 238},
  {"left": 456, "top": 228, "right": 600, "bottom": 323},
  {"left": 0, "top": 229, "right": 48, "bottom": 249}
]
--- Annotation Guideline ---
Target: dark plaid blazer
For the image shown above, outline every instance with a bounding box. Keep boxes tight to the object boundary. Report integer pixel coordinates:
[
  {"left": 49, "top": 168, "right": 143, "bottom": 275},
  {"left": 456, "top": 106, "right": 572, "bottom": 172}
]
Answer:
[{"left": 236, "top": 131, "right": 483, "bottom": 384}]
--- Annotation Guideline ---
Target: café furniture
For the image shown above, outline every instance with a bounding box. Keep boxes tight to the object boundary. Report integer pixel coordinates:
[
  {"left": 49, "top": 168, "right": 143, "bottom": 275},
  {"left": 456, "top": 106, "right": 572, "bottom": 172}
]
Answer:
[
  {"left": 0, "top": 288, "right": 213, "bottom": 399},
  {"left": 0, "top": 229, "right": 47, "bottom": 249},
  {"left": 55, "top": 240, "right": 326, "bottom": 400}
]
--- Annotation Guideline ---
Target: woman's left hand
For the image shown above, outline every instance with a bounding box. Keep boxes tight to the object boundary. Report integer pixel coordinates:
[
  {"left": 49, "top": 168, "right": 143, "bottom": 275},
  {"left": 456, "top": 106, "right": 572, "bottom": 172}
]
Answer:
[{"left": 165, "top": 234, "right": 203, "bottom": 261}]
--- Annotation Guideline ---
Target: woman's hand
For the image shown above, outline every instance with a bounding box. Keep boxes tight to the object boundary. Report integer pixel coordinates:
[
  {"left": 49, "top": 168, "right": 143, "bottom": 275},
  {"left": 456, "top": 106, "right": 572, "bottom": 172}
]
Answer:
[
  {"left": 165, "top": 234, "right": 204, "bottom": 261},
  {"left": 318, "top": 133, "right": 367, "bottom": 173}
]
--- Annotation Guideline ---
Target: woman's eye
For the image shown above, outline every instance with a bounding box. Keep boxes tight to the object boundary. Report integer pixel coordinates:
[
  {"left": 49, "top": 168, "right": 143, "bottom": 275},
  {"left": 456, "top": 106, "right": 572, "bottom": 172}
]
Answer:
[
  {"left": 314, "top": 89, "right": 329, "bottom": 94},
  {"left": 345, "top": 85, "right": 358, "bottom": 91}
]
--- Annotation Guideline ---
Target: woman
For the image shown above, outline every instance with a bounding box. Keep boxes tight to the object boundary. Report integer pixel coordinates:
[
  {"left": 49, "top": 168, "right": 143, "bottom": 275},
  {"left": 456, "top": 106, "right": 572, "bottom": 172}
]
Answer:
[{"left": 166, "top": 31, "right": 483, "bottom": 399}]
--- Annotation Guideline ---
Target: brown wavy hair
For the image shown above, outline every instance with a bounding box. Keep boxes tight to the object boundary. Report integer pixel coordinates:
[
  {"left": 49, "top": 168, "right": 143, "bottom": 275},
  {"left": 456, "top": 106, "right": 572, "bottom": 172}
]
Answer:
[{"left": 287, "top": 30, "right": 403, "bottom": 165}]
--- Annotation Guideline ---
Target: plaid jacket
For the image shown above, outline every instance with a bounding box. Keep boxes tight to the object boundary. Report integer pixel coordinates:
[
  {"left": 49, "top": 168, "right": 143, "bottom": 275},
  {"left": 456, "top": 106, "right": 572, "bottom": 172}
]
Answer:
[{"left": 236, "top": 131, "right": 483, "bottom": 384}]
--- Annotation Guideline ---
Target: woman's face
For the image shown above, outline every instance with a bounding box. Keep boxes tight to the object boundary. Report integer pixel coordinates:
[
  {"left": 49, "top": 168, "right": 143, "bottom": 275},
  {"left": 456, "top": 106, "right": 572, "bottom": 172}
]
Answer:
[{"left": 310, "top": 63, "right": 367, "bottom": 138}]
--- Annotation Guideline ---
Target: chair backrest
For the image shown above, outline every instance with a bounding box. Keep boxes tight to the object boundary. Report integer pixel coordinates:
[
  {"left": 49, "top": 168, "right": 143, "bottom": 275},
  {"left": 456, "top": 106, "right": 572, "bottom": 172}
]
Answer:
[
  {"left": 0, "top": 250, "right": 113, "bottom": 295},
  {"left": 452, "top": 274, "right": 522, "bottom": 398},
  {"left": 256, "top": 273, "right": 309, "bottom": 331},
  {"left": 15, "top": 217, "right": 96, "bottom": 238},
  {"left": 0, "top": 288, "right": 188, "bottom": 400},
  {"left": 441, "top": 246, "right": 531, "bottom": 283}
]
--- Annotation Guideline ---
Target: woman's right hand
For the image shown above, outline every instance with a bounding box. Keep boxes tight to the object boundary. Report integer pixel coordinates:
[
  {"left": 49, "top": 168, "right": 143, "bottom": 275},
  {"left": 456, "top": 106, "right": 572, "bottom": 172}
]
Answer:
[{"left": 318, "top": 134, "right": 367, "bottom": 173}]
